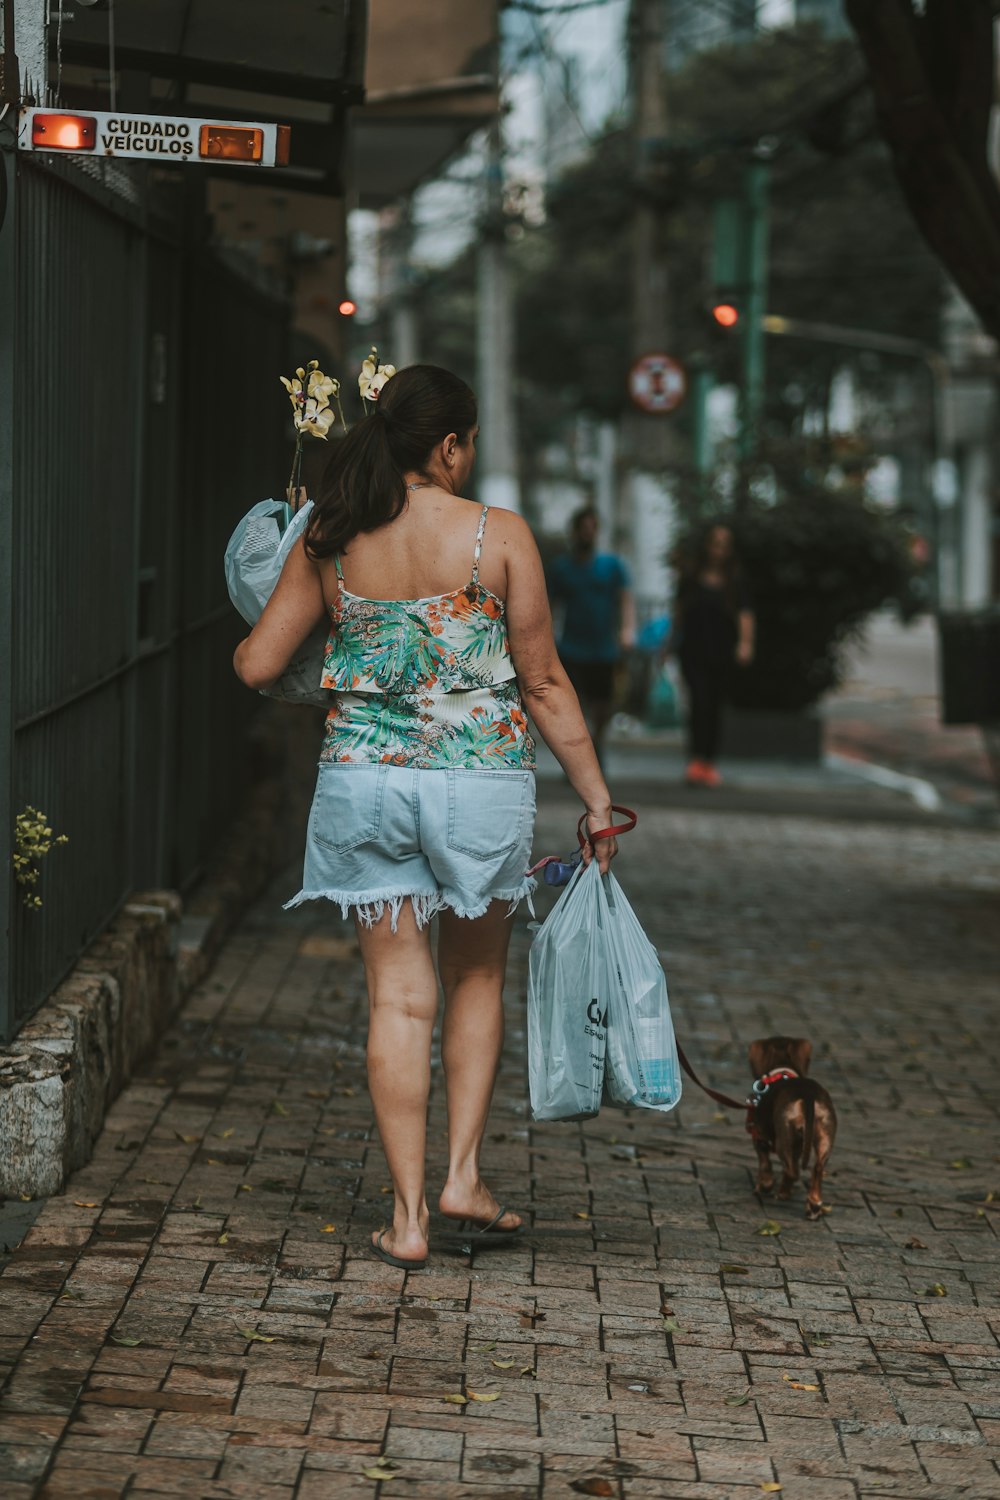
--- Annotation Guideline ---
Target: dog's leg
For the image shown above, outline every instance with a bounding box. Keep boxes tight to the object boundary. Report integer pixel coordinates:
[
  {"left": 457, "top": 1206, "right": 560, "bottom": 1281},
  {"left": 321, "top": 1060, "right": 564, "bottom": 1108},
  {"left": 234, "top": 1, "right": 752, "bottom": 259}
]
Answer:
[
  {"left": 776, "top": 1115, "right": 803, "bottom": 1200},
  {"left": 804, "top": 1109, "right": 836, "bottom": 1220},
  {"left": 754, "top": 1143, "right": 775, "bottom": 1195}
]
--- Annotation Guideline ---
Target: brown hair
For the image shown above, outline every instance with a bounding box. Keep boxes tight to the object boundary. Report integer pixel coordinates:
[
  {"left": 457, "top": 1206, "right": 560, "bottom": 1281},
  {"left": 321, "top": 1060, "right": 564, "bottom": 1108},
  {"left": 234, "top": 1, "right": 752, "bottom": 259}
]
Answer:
[{"left": 305, "top": 364, "right": 477, "bottom": 560}]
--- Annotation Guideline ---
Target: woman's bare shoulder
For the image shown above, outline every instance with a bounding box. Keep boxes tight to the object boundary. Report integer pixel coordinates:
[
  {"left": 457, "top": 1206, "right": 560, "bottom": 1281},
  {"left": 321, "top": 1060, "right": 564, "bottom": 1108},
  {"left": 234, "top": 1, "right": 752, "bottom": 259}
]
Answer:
[{"left": 479, "top": 505, "right": 536, "bottom": 553}]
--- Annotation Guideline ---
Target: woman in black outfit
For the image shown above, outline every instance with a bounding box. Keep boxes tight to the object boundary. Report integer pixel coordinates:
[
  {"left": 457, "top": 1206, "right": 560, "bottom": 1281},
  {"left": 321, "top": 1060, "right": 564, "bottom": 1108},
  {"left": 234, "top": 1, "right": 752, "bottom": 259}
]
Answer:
[{"left": 671, "top": 524, "right": 755, "bottom": 787}]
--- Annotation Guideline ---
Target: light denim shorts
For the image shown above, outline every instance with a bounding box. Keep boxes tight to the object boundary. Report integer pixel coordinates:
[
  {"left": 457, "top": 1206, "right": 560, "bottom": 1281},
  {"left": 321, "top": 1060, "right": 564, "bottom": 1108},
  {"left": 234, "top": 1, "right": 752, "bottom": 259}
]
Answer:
[{"left": 283, "top": 765, "right": 537, "bottom": 930}]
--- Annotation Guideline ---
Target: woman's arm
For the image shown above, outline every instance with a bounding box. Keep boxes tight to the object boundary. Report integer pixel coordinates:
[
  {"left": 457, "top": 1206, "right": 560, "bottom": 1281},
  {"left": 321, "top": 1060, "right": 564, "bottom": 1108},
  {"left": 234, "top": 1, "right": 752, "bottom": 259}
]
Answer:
[
  {"left": 233, "top": 536, "right": 327, "bottom": 691},
  {"left": 500, "top": 514, "right": 617, "bottom": 870},
  {"left": 736, "top": 608, "right": 755, "bottom": 665}
]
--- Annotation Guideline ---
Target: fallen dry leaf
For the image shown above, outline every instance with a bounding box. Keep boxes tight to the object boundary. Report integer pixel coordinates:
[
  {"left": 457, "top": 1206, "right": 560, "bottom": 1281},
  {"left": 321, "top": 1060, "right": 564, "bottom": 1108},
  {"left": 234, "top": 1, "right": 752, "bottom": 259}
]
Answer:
[
  {"left": 520, "top": 1366, "right": 536, "bottom": 1378},
  {"left": 570, "top": 1480, "right": 614, "bottom": 1497},
  {"left": 73, "top": 1201, "right": 97, "bottom": 1209},
  {"left": 756, "top": 1220, "right": 782, "bottom": 1236},
  {"left": 573, "top": 1210, "right": 590, "bottom": 1220},
  {"left": 218, "top": 1128, "right": 235, "bottom": 1139},
  {"left": 217, "top": 1232, "right": 229, "bottom": 1245},
  {"left": 661, "top": 1317, "right": 682, "bottom": 1335},
  {"left": 205, "top": 1158, "right": 221, "bottom": 1166},
  {"left": 924, "top": 1283, "right": 947, "bottom": 1297},
  {"left": 270, "top": 1100, "right": 289, "bottom": 1116},
  {"left": 720, "top": 1264, "right": 749, "bottom": 1274},
  {"left": 949, "top": 1158, "right": 972, "bottom": 1170},
  {"left": 305, "top": 1090, "right": 326, "bottom": 1099},
  {"left": 491, "top": 1358, "right": 515, "bottom": 1369},
  {"left": 110, "top": 1335, "right": 142, "bottom": 1347},
  {"left": 442, "top": 1393, "right": 468, "bottom": 1405},
  {"left": 783, "top": 1373, "right": 819, "bottom": 1391},
  {"left": 236, "top": 1327, "right": 277, "bottom": 1343},
  {"left": 725, "top": 1389, "right": 753, "bottom": 1406},
  {"left": 322, "top": 1224, "right": 337, "bottom": 1233},
  {"left": 760, "top": 1486, "right": 783, "bottom": 1495},
  {"left": 905, "top": 1237, "right": 927, "bottom": 1250},
  {"left": 174, "top": 1133, "right": 200, "bottom": 1144},
  {"left": 467, "top": 1390, "right": 500, "bottom": 1403},
  {"left": 361, "top": 1462, "right": 400, "bottom": 1481},
  {"left": 239, "top": 1184, "right": 253, "bottom": 1192}
]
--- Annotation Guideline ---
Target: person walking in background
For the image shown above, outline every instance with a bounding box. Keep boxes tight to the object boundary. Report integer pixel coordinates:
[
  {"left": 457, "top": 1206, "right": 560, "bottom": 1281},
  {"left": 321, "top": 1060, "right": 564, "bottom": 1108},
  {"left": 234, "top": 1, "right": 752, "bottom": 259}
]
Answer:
[
  {"left": 671, "top": 522, "right": 754, "bottom": 788},
  {"left": 233, "top": 366, "right": 617, "bottom": 1270},
  {"left": 547, "top": 507, "right": 635, "bottom": 765}
]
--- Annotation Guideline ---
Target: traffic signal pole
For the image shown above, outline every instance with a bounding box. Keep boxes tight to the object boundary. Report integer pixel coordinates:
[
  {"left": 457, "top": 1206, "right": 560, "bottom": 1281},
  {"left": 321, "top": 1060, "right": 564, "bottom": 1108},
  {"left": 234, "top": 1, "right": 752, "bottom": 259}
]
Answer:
[{"left": 738, "top": 155, "right": 770, "bottom": 466}]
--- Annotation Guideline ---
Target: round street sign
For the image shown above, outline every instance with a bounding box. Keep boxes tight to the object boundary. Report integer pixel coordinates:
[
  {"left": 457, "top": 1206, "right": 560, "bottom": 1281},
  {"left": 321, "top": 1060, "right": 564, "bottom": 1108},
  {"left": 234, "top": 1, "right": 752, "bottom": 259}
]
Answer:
[{"left": 628, "top": 352, "right": 688, "bottom": 414}]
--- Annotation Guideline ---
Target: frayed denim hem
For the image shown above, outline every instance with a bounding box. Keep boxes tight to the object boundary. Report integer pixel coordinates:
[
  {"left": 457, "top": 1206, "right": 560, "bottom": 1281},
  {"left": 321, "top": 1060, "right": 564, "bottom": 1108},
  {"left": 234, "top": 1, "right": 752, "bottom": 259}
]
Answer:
[{"left": 282, "top": 879, "right": 536, "bottom": 932}]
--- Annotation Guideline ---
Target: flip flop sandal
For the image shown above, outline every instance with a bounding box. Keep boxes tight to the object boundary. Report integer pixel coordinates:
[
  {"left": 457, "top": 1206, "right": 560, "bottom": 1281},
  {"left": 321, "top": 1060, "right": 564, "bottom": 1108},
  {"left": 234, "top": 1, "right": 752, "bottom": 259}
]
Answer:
[
  {"left": 371, "top": 1228, "right": 428, "bottom": 1270},
  {"left": 451, "top": 1204, "right": 524, "bottom": 1240}
]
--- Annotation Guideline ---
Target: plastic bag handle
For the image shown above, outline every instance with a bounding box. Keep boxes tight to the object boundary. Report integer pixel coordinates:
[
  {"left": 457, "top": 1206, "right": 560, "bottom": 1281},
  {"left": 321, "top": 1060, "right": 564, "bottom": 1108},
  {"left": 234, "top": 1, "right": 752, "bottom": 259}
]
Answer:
[{"left": 576, "top": 804, "right": 638, "bottom": 848}]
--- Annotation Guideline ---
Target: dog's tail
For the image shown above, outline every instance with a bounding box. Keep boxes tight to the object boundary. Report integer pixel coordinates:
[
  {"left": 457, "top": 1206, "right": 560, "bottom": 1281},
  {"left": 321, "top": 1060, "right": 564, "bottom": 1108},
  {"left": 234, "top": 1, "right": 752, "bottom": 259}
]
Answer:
[{"left": 801, "top": 1091, "right": 815, "bottom": 1169}]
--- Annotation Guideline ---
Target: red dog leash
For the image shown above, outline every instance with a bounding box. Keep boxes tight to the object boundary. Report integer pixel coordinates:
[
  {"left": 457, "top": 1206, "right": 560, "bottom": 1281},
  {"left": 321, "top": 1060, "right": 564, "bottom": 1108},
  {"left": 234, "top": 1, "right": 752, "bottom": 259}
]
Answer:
[{"left": 526, "top": 804, "right": 638, "bottom": 879}]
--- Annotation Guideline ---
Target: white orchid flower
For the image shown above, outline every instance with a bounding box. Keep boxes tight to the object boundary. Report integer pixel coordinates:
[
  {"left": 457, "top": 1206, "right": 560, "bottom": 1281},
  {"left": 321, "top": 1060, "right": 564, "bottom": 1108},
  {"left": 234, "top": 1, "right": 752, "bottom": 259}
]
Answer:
[
  {"left": 307, "top": 369, "right": 338, "bottom": 405},
  {"left": 279, "top": 374, "right": 304, "bottom": 409},
  {"left": 358, "top": 351, "right": 396, "bottom": 402},
  {"left": 295, "top": 398, "right": 336, "bottom": 438}
]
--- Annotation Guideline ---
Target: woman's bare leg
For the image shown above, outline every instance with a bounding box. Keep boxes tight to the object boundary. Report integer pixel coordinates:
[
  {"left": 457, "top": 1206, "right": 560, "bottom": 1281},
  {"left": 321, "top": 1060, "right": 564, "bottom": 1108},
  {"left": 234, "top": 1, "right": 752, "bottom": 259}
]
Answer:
[
  {"left": 356, "top": 902, "right": 439, "bottom": 1260},
  {"left": 436, "top": 902, "right": 522, "bottom": 1231}
]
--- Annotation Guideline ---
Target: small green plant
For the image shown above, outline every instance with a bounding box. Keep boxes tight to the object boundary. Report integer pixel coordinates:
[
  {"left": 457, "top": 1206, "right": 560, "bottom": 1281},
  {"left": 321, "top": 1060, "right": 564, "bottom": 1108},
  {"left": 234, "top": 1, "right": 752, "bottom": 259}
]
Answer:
[{"left": 12, "top": 806, "right": 69, "bottom": 910}]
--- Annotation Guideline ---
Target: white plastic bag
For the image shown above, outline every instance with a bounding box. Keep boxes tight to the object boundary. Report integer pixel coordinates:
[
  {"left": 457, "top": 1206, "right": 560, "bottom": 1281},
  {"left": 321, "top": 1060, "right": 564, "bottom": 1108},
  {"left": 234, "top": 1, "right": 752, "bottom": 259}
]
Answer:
[
  {"left": 527, "top": 860, "right": 610, "bottom": 1121},
  {"left": 224, "top": 498, "right": 331, "bottom": 707},
  {"left": 602, "top": 872, "right": 681, "bottom": 1112}
]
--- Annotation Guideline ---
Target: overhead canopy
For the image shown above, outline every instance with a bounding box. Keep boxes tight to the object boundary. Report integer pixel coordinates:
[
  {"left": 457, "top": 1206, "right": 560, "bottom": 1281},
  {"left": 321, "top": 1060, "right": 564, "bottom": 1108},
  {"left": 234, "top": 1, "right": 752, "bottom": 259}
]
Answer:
[
  {"left": 52, "top": 0, "right": 367, "bottom": 194},
  {"left": 53, "top": 0, "right": 500, "bottom": 204},
  {"left": 352, "top": 0, "right": 498, "bottom": 207}
]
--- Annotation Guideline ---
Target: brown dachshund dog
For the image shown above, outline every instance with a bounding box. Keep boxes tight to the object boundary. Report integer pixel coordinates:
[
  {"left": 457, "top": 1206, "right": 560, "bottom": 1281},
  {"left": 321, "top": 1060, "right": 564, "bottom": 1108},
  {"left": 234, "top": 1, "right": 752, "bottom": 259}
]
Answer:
[{"left": 748, "top": 1037, "right": 837, "bottom": 1220}]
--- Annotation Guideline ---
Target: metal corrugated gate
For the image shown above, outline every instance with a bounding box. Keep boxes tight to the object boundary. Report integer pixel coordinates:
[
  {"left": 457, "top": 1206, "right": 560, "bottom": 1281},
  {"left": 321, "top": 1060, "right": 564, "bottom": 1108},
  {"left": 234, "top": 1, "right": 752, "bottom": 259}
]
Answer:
[{"left": 0, "top": 150, "right": 288, "bottom": 1042}]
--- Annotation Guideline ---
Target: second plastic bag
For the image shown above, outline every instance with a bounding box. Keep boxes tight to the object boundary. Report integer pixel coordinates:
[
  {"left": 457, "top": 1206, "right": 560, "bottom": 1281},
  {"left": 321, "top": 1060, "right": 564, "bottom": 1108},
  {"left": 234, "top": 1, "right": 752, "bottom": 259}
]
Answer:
[
  {"left": 602, "top": 872, "right": 682, "bottom": 1112},
  {"left": 527, "top": 859, "right": 610, "bottom": 1121}
]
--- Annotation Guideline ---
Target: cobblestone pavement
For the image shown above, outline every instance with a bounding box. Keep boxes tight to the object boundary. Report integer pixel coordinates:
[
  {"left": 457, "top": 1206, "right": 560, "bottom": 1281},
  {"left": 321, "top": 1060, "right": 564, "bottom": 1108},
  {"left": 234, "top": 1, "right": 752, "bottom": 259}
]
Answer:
[{"left": 1, "top": 788, "right": 999, "bottom": 1500}]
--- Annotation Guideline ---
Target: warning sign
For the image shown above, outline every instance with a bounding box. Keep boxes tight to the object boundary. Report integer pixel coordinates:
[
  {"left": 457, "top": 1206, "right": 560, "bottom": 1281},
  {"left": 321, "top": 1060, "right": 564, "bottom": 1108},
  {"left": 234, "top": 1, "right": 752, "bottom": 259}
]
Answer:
[
  {"left": 627, "top": 353, "right": 687, "bottom": 415},
  {"left": 18, "top": 107, "right": 289, "bottom": 169}
]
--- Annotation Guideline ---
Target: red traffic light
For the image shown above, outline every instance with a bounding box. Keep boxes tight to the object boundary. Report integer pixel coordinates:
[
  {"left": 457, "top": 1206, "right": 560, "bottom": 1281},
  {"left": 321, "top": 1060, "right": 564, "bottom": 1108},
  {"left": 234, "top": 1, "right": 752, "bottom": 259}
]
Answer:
[
  {"left": 711, "top": 302, "right": 740, "bottom": 328},
  {"left": 338, "top": 299, "right": 357, "bottom": 316}
]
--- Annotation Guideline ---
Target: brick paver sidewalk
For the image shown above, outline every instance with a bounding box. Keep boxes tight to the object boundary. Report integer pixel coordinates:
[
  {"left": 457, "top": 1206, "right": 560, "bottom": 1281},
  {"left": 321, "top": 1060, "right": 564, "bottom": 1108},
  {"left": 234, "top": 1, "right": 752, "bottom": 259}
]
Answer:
[{"left": 1, "top": 792, "right": 999, "bottom": 1499}]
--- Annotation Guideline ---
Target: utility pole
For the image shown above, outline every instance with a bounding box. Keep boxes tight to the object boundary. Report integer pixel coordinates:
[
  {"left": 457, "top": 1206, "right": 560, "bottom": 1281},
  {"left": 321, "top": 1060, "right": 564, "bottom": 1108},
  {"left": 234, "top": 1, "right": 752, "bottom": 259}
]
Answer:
[
  {"left": 623, "top": 0, "right": 672, "bottom": 598},
  {"left": 737, "top": 153, "right": 771, "bottom": 466},
  {"left": 476, "top": 115, "right": 521, "bottom": 513}
]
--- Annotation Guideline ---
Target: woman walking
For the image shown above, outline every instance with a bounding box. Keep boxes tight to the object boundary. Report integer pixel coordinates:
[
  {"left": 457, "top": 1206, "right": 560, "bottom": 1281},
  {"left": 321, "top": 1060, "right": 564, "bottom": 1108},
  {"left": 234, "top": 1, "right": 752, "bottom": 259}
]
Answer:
[
  {"left": 234, "top": 365, "right": 616, "bottom": 1268},
  {"left": 672, "top": 522, "right": 755, "bottom": 788}
]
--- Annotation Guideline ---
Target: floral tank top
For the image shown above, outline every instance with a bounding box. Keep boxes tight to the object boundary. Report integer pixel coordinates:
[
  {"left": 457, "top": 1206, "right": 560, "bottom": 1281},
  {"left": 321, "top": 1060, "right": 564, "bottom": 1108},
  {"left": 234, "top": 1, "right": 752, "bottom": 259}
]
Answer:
[{"left": 319, "top": 505, "right": 535, "bottom": 770}]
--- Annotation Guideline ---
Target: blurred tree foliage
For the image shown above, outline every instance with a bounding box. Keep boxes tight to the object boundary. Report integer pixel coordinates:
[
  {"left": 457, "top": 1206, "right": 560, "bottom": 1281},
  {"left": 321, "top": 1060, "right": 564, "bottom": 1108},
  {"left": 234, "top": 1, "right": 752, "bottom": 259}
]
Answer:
[
  {"left": 676, "top": 492, "right": 916, "bottom": 712},
  {"left": 513, "top": 27, "right": 943, "bottom": 435}
]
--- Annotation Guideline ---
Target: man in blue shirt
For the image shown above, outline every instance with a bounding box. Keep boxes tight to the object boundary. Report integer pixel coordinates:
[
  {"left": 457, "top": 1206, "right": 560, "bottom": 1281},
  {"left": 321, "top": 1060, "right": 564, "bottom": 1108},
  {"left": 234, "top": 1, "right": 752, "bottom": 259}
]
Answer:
[{"left": 547, "top": 507, "right": 635, "bottom": 763}]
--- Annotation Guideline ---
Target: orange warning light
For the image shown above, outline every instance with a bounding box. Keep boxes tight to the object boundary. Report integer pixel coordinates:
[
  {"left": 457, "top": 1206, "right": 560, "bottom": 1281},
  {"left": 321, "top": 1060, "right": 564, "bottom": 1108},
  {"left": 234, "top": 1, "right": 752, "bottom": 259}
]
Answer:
[
  {"left": 712, "top": 302, "right": 740, "bottom": 328},
  {"left": 338, "top": 299, "right": 357, "bottom": 316},
  {"left": 198, "top": 125, "right": 264, "bottom": 162},
  {"left": 31, "top": 113, "right": 97, "bottom": 151}
]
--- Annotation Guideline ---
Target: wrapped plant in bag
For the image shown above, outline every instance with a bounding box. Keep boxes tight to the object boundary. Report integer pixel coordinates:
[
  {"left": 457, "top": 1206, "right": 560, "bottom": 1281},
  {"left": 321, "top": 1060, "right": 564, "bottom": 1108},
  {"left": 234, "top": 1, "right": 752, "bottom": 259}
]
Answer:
[{"left": 225, "top": 349, "right": 396, "bottom": 705}]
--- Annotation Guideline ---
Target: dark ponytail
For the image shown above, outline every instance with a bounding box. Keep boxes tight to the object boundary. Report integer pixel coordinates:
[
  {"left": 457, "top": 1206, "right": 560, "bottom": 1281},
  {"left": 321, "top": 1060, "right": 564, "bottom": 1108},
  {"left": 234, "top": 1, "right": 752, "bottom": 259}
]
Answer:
[{"left": 304, "top": 364, "right": 477, "bottom": 560}]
